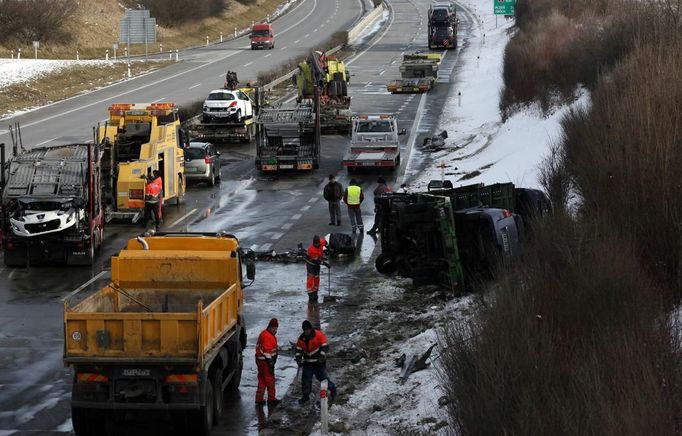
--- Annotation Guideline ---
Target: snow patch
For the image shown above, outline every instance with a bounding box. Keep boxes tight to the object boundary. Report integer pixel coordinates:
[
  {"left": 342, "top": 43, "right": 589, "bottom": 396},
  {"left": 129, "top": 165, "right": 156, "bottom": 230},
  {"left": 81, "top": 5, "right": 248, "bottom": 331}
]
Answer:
[{"left": 0, "top": 59, "right": 122, "bottom": 88}]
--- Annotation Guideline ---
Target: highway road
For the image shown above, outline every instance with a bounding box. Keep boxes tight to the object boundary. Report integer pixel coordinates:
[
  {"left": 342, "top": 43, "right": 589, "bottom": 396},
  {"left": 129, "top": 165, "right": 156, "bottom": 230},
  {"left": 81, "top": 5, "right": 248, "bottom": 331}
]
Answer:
[{"left": 0, "top": 0, "right": 476, "bottom": 433}]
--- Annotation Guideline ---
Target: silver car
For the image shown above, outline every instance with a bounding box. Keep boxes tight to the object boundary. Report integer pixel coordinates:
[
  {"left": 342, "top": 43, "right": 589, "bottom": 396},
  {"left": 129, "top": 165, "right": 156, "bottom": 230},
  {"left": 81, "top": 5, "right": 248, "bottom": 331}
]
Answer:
[{"left": 184, "top": 142, "right": 221, "bottom": 186}]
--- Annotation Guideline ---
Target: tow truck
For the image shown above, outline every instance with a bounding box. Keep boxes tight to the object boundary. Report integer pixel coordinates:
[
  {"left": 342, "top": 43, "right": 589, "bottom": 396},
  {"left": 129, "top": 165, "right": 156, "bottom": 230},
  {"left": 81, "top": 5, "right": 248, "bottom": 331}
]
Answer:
[
  {"left": 98, "top": 102, "right": 187, "bottom": 223},
  {"left": 386, "top": 53, "right": 441, "bottom": 94},
  {"left": 342, "top": 114, "right": 406, "bottom": 171}
]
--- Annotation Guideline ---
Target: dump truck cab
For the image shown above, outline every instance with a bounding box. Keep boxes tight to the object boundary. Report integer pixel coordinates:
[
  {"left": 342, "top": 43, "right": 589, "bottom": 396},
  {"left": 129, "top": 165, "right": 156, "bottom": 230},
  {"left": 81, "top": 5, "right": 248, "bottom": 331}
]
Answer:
[{"left": 99, "top": 103, "right": 187, "bottom": 222}]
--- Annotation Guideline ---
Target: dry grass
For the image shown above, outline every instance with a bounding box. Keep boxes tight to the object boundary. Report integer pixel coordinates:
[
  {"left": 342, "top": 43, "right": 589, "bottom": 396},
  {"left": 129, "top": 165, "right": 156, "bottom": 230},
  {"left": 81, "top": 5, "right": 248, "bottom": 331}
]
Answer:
[
  {"left": 0, "top": 61, "right": 170, "bottom": 117},
  {"left": 0, "top": 0, "right": 288, "bottom": 60}
]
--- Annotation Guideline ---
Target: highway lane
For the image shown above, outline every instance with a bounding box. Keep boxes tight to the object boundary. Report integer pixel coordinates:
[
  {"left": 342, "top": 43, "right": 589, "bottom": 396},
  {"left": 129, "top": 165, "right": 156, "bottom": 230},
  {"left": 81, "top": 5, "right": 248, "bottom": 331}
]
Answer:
[
  {"left": 0, "top": 0, "right": 363, "bottom": 149},
  {"left": 0, "top": 0, "right": 477, "bottom": 433}
]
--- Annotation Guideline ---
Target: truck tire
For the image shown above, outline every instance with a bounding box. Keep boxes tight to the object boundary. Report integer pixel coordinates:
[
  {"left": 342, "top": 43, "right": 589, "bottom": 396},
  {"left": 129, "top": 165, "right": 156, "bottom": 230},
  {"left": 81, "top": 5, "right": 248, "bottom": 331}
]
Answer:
[
  {"left": 376, "top": 253, "right": 397, "bottom": 275},
  {"left": 175, "top": 178, "right": 184, "bottom": 206},
  {"left": 72, "top": 407, "right": 106, "bottom": 436},
  {"left": 235, "top": 110, "right": 242, "bottom": 123},
  {"left": 189, "top": 379, "right": 214, "bottom": 436},
  {"left": 227, "top": 352, "right": 243, "bottom": 391},
  {"left": 212, "top": 369, "right": 224, "bottom": 423}
]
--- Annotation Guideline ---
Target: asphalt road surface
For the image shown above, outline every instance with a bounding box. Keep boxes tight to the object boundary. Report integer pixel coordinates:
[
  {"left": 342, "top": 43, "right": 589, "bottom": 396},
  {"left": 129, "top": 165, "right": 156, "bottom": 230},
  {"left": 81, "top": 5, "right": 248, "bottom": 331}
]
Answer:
[{"left": 0, "top": 0, "right": 476, "bottom": 433}]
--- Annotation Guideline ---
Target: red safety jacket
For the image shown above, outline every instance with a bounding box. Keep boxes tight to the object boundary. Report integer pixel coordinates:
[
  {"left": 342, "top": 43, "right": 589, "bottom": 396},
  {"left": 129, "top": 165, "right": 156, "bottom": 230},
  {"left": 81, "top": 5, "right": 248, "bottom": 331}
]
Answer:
[
  {"left": 256, "top": 329, "right": 278, "bottom": 361},
  {"left": 295, "top": 329, "right": 329, "bottom": 364},
  {"left": 144, "top": 178, "right": 161, "bottom": 203},
  {"left": 306, "top": 239, "right": 326, "bottom": 276}
]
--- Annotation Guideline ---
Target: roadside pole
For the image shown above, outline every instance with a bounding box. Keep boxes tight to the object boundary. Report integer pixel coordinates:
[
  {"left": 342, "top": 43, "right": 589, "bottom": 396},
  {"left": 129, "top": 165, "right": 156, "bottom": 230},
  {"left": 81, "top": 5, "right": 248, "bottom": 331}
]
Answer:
[{"left": 320, "top": 379, "right": 329, "bottom": 433}]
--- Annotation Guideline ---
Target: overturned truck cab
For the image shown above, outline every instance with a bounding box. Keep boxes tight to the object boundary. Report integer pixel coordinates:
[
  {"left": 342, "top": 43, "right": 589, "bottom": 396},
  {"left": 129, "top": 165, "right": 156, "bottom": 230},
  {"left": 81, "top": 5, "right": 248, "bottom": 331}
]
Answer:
[{"left": 374, "top": 180, "right": 549, "bottom": 292}]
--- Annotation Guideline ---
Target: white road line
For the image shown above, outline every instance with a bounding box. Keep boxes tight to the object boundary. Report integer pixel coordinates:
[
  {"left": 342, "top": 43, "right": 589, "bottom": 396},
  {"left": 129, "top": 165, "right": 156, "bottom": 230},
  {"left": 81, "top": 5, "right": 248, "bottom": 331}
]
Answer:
[
  {"left": 260, "top": 243, "right": 272, "bottom": 251},
  {"left": 270, "top": 232, "right": 284, "bottom": 240},
  {"left": 62, "top": 270, "right": 108, "bottom": 302},
  {"left": 244, "top": 61, "right": 253, "bottom": 67},
  {"left": 294, "top": 40, "right": 300, "bottom": 44},
  {"left": 152, "top": 97, "right": 165, "bottom": 103},
  {"left": 308, "top": 197, "right": 318, "bottom": 203},
  {"left": 282, "top": 222, "right": 294, "bottom": 230},
  {"left": 189, "top": 83, "right": 201, "bottom": 89},
  {"left": 314, "top": 28, "right": 318, "bottom": 32},
  {"left": 264, "top": 53, "right": 272, "bottom": 58},
  {"left": 170, "top": 208, "right": 197, "bottom": 227},
  {"left": 34, "top": 136, "right": 58, "bottom": 147},
  {"left": 401, "top": 92, "right": 428, "bottom": 183},
  {"left": 305, "top": 33, "right": 310, "bottom": 38},
  {"left": 379, "top": 70, "right": 386, "bottom": 76},
  {"left": 292, "top": 213, "right": 302, "bottom": 220},
  {"left": 301, "top": 205, "right": 311, "bottom": 211},
  {"left": 280, "top": 46, "right": 288, "bottom": 50}
]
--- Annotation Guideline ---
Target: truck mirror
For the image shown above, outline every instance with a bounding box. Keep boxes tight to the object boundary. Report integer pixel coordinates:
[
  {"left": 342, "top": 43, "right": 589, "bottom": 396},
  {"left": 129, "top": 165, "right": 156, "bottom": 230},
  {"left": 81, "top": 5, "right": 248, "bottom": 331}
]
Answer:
[
  {"left": 246, "top": 259, "right": 256, "bottom": 280},
  {"left": 399, "top": 128, "right": 407, "bottom": 136}
]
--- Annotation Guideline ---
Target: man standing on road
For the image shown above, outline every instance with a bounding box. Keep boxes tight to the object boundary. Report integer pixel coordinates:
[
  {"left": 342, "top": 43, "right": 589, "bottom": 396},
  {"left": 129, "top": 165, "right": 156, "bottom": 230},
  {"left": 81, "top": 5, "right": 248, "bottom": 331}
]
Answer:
[
  {"left": 343, "top": 179, "right": 364, "bottom": 232},
  {"left": 144, "top": 170, "right": 162, "bottom": 230},
  {"left": 255, "top": 318, "right": 280, "bottom": 407},
  {"left": 367, "top": 177, "right": 392, "bottom": 236},
  {"left": 323, "top": 174, "right": 343, "bottom": 226},
  {"left": 295, "top": 320, "right": 337, "bottom": 405},
  {"left": 305, "top": 235, "right": 328, "bottom": 303}
]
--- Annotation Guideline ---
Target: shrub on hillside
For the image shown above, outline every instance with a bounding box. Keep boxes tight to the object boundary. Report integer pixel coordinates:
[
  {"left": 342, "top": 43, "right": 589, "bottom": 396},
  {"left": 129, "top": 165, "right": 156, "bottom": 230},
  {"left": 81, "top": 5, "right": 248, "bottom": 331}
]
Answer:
[
  {"left": 128, "top": 0, "right": 227, "bottom": 26},
  {"left": 439, "top": 216, "right": 682, "bottom": 434},
  {"left": 0, "top": 0, "right": 77, "bottom": 43}
]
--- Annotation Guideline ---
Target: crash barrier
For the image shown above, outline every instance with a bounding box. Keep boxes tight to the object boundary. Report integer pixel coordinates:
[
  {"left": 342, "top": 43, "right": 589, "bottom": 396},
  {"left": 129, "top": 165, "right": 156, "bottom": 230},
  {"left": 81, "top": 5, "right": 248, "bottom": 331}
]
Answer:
[
  {"left": 262, "top": 1, "right": 388, "bottom": 91},
  {"left": 347, "top": 3, "right": 386, "bottom": 42}
]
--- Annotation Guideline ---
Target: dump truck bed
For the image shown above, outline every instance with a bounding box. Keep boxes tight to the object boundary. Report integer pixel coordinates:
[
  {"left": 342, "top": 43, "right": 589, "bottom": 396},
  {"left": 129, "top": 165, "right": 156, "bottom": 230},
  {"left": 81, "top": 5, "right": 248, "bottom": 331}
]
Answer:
[{"left": 64, "top": 235, "right": 242, "bottom": 365}]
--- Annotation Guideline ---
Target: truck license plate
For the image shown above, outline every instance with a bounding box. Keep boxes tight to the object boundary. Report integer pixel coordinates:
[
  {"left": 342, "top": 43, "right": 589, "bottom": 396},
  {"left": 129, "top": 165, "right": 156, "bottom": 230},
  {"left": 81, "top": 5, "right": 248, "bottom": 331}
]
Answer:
[
  {"left": 122, "top": 369, "right": 150, "bottom": 377},
  {"left": 280, "top": 164, "right": 294, "bottom": 169}
]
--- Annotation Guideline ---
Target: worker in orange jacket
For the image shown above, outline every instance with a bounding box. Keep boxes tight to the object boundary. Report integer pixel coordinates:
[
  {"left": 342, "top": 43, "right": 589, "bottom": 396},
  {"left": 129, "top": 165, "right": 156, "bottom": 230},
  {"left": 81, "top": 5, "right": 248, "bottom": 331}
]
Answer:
[
  {"left": 255, "top": 318, "right": 280, "bottom": 407},
  {"left": 295, "top": 320, "right": 336, "bottom": 404},
  {"left": 144, "top": 170, "right": 162, "bottom": 230},
  {"left": 305, "top": 235, "right": 329, "bottom": 303}
]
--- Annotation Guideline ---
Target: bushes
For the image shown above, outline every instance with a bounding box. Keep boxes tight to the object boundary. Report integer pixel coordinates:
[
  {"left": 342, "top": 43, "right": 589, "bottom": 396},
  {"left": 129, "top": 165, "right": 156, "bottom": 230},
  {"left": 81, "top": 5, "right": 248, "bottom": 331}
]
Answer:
[
  {"left": 0, "top": 0, "right": 78, "bottom": 43},
  {"left": 440, "top": 217, "right": 682, "bottom": 434},
  {"left": 128, "top": 0, "right": 227, "bottom": 26}
]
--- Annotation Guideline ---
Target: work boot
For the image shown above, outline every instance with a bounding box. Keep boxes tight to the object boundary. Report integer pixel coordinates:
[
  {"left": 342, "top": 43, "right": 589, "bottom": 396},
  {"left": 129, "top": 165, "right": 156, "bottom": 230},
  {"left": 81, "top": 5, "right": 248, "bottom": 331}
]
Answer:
[
  {"left": 267, "top": 399, "right": 281, "bottom": 407},
  {"left": 328, "top": 222, "right": 335, "bottom": 225},
  {"left": 358, "top": 225, "right": 364, "bottom": 231},
  {"left": 255, "top": 400, "right": 266, "bottom": 407},
  {"left": 336, "top": 221, "right": 341, "bottom": 226}
]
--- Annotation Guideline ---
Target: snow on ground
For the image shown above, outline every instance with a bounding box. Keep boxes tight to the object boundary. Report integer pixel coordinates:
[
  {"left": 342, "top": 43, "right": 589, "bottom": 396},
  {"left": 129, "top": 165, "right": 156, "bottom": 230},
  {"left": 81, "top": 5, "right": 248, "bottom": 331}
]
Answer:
[
  {"left": 0, "top": 59, "right": 123, "bottom": 88},
  {"left": 409, "top": 0, "right": 591, "bottom": 191}
]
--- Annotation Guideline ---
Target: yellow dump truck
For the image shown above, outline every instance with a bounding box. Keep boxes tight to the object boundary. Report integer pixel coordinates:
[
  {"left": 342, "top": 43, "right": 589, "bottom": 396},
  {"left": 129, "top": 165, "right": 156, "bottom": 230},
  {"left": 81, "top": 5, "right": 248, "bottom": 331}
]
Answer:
[
  {"left": 98, "top": 103, "right": 187, "bottom": 223},
  {"left": 64, "top": 232, "right": 255, "bottom": 436}
]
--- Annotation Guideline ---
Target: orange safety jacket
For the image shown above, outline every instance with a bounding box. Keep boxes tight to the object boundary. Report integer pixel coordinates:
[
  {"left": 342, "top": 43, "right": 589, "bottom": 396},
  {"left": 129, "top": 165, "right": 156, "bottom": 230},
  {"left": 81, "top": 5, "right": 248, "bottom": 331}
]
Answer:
[
  {"left": 256, "top": 329, "right": 278, "bottom": 362},
  {"left": 144, "top": 178, "right": 161, "bottom": 203},
  {"left": 306, "top": 239, "right": 326, "bottom": 276},
  {"left": 295, "top": 329, "right": 329, "bottom": 364}
]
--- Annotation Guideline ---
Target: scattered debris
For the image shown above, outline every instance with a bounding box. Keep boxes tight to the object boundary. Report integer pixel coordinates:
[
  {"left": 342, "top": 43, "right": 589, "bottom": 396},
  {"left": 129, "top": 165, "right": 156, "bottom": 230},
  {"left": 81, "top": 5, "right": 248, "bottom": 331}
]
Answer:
[
  {"left": 412, "top": 344, "right": 437, "bottom": 373},
  {"left": 438, "top": 395, "right": 451, "bottom": 407},
  {"left": 421, "top": 130, "right": 449, "bottom": 151},
  {"left": 399, "top": 355, "right": 418, "bottom": 384}
]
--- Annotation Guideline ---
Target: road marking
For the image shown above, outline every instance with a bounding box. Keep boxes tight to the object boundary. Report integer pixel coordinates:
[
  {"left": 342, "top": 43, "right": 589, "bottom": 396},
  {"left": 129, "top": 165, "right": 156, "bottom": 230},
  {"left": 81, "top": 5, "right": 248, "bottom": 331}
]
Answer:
[
  {"left": 400, "top": 92, "right": 427, "bottom": 183},
  {"left": 34, "top": 136, "right": 58, "bottom": 146},
  {"left": 152, "top": 97, "right": 165, "bottom": 103},
  {"left": 218, "top": 73, "right": 225, "bottom": 78},
  {"left": 280, "top": 46, "right": 288, "bottom": 50},
  {"left": 189, "top": 83, "right": 201, "bottom": 89},
  {"left": 282, "top": 222, "right": 294, "bottom": 230},
  {"left": 260, "top": 243, "right": 272, "bottom": 251},
  {"left": 379, "top": 70, "right": 386, "bottom": 76},
  {"left": 294, "top": 40, "right": 300, "bottom": 44},
  {"left": 301, "top": 205, "right": 311, "bottom": 211},
  {"left": 244, "top": 61, "right": 253, "bottom": 67},
  {"left": 305, "top": 33, "right": 310, "bottom": 38},
  {"left": 270, "top": 232, "right": 284, "bottom": 240},
  {"left": 292, "top": 213, "right": 302, "bottom": 220},
  {"left": 169, "top": 208, "right": 197, "bottom": 227},
  {"left": 264, "top": 53, "right": 272, "bottom": 58},
  {"left": 62, "top": 270, "right": 108, "bottom": 302},
  {"left": 308, "top": 197, "right": 318, "bottom": 203},
  {"left": 314, "top": 28, "right": 318, "bottom": 32},
  {"left": 347, "top": 3, "right": 395, "bottom": 66}
]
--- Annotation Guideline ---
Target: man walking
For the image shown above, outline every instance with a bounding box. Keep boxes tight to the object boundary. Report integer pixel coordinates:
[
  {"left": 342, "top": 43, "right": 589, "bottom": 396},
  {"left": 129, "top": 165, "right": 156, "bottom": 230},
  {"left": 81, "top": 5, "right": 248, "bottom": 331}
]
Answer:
[
  {"left": 305, "top": 235, "right": 328, "bottom": 303},
  {"left": 295, "top": 320, "right": 337, "bottom": 405},
  {"left": 323, "top": 174, "right": 343, "bottom": 226},
  {"left": 255, "top": 318, "right": 280, "bottom": 407},
  {"left": 144, "top": 170, "right": 162, "bottom": 230},
  {"left": 367, "top": 177, "right": 392, "bottom": 236},
  {"left": 343, "top": 179, "right": 364, "bottom": 232}
]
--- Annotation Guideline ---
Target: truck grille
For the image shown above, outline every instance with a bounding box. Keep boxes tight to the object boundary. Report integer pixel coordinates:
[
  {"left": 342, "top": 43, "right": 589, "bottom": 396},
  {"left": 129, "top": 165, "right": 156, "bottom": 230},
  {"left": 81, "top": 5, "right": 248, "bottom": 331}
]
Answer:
[{"left": 25, "top": 219, "right": 61, "bottom": 234}]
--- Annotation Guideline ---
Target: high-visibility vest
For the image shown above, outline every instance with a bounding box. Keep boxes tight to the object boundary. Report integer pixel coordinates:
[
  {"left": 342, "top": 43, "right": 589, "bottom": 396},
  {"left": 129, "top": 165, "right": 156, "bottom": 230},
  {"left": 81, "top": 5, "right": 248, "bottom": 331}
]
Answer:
[
  {"left": 145, "top": 180, "right": 161, "bottom": 202},
  {"left": 347, "top": 185, "right": 362, "bottom": 205}
]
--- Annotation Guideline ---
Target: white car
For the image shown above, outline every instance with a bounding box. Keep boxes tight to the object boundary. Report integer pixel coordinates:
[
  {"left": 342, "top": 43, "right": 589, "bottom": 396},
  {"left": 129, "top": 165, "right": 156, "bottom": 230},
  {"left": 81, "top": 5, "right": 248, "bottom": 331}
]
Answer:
[{"left": 202, "top": 89, "right": 254, "bottom": 123}]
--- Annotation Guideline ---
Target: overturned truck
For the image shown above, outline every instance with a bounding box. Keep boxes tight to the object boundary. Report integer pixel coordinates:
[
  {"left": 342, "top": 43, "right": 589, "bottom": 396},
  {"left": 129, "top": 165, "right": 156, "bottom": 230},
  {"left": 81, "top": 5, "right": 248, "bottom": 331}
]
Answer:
[{"left": 374, "top": 180, "right": 549, "bottom": 292}]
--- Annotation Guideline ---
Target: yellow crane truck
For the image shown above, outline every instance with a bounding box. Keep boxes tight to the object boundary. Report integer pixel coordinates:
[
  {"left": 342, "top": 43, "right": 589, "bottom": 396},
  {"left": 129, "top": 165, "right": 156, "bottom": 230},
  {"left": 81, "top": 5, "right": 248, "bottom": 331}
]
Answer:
[
  {"left": 63, "top": 232, "right": 255, "bottom": 436},
  {"left": 98, "top": 103, "right": 187, "bottom": 223}
]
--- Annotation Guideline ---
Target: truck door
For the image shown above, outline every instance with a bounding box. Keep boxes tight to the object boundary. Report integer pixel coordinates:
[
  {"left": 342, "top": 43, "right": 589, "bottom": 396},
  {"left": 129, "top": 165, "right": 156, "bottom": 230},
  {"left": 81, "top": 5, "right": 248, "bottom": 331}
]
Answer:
[{"left": 164, "top": 150, "right": 176, "bottom": 197}]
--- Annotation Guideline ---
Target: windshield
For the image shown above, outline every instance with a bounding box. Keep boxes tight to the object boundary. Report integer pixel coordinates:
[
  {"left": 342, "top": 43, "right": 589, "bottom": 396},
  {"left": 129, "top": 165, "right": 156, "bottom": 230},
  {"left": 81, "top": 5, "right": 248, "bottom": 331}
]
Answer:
[
  {"left": 431, "top": 9, "right": 449, "bottom": 19},
  {"left": 206, "top": 92, "right": 235, "bottom": 101},
  {"left": 252, "top": 29, "right": 270, "bottom": 37},
  {"left": 434, "top": 27, "right": 452, "bottom": 37},
  {"left": 185, "top": 147, "right": 207, "bottom": 160},
  {"left": 356, "top": 121, "right": 393, "bottom": 133}
]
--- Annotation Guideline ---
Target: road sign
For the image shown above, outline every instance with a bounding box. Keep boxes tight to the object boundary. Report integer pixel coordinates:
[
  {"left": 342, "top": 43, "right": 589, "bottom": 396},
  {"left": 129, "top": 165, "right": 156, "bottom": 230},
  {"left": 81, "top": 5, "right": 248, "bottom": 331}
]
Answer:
[
  {"left": 494, "top": 0, "right": 515, "bottom": 15},
  {"left": 32, "top": 41, "right": 39, "bottom": 48}
]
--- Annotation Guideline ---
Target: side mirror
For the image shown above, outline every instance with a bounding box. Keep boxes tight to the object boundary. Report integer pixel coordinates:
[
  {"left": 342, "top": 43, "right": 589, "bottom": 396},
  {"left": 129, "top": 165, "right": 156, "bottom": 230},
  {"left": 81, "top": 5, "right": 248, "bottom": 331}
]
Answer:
[
  {"left": 246, "top": 259, "right": 256, "bottom": 281},
  {"left": 399, "top": 128, "right": 407, "bottom": 136}
]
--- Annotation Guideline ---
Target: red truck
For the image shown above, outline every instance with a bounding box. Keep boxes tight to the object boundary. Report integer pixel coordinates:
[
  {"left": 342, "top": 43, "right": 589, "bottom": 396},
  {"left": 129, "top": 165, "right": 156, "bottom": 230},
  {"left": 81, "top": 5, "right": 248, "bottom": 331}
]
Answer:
[{"left": 250, "top": 23, "right": 275, "bottom": 50}]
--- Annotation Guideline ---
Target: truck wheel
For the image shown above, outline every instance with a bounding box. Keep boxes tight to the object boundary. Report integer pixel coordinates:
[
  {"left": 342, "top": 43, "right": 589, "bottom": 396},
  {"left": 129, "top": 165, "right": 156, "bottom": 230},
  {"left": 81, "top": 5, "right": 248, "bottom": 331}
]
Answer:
[
  {"left": 175, "top": 178, "right": 184, "bottom": 206},
  {"left": 72, "top": 407, "right": 106, "bottom": 436},
  {"left": 376, "top": 253, "right": 397, "bottom": 275},
  {"left": 235, "top": 110, "right": 242, "bottom": 123},
  {"left": 190, "top": 379, "right": 214, "bottom": 436},
  {"left": 227, "top": 352, "right": 243, "bottom": 391},
  {"left": 213, "top": 369, "right": 224, "bottom": 423}
]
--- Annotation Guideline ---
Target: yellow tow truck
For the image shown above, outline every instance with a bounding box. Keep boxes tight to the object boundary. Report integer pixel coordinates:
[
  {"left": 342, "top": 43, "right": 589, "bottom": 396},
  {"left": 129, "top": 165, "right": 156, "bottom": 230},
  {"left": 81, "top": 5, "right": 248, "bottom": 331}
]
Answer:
[{"left": 98, "top": 103, "right": 187, "bottom": 223}]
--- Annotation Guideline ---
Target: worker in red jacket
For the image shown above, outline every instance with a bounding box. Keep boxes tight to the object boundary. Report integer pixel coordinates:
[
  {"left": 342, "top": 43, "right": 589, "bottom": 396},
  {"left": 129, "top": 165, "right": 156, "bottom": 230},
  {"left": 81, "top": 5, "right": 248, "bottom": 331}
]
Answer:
[
  {"left": 255, "top": 318, "right": 280, "bottom": 407},
  {"left": 305, "top": 235, "right": 329, "bottom": 303},
  {"left": 295, "top": 320, "right": 336, "bottom": 404}
]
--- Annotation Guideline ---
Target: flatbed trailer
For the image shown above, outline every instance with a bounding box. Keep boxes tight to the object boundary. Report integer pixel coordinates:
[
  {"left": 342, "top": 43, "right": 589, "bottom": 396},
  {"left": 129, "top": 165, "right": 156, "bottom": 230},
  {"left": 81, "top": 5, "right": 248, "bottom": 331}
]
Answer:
[
  {"left": 342, "top": 114, "right": 405, "bottom": 171},
  {"left": 185, "top": 117, "right": 255, "bottom": 143},
  {"left": 387, "top": 53, "right": 441, "bottom": 94}
]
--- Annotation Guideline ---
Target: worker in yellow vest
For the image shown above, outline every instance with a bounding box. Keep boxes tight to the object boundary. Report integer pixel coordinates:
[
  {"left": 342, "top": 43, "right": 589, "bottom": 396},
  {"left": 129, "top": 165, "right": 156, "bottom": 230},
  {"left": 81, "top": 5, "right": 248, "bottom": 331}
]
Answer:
[{"left": 343, "top": 179, "right": 364, "bottom": 232}]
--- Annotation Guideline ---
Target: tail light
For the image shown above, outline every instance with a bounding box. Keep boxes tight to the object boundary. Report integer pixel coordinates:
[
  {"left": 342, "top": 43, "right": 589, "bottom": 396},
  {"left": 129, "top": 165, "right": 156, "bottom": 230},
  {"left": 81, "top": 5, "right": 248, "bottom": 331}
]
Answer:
[
  {"left": 204, "top": 156, "right": 211, "bottom": 164},
  {"left": 129, "top": 189, "right": 144, "bottom": 199},
  {"left": 77, "top": 373, "right": 109, "bottom": 382},
  {"left": 165, "top": 374, "right": 198, "bottom": 383},
  {"left": 229, "top": 101, "right": 238, "bottom": 108}
]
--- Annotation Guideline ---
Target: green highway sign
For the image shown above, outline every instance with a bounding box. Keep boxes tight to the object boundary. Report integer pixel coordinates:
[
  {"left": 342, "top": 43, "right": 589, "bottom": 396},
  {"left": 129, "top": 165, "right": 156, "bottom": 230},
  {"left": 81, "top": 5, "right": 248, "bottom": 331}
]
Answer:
[{"left": 494, "top": 0, "right": 515, "bottom": 15}]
